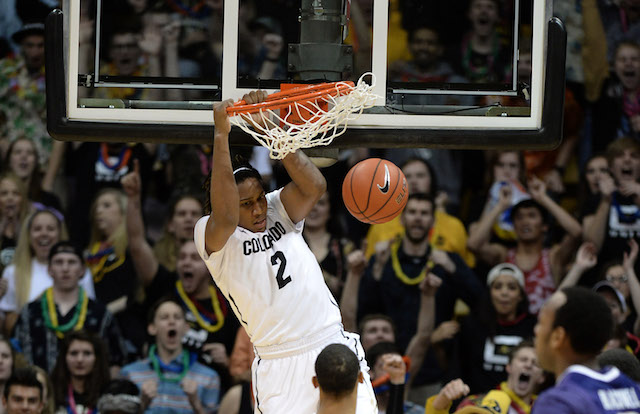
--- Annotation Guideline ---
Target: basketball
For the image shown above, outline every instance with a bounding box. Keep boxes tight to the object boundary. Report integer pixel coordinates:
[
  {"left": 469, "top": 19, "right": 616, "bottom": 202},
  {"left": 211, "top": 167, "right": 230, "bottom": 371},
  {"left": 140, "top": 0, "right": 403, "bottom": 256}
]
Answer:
[{"left": 342, "top": 158, "right": 409, "bottom": 224}]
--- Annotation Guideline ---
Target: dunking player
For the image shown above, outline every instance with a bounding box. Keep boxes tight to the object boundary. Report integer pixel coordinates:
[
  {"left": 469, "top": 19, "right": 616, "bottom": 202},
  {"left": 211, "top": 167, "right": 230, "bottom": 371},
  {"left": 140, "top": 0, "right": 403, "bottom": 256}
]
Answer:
[
  {"left": 194, "top": 91, "right": 377, "bottom": 413},
  {"left": 532, "top": 287, "right": 640, "bottom": 413}
]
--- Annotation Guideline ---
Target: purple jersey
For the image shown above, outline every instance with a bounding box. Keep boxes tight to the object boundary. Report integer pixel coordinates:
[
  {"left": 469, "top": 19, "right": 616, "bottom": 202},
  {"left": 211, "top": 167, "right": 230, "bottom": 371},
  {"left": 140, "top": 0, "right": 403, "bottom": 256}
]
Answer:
[{"left": 532, "top": 365, "right": 640, "bottom": 414}]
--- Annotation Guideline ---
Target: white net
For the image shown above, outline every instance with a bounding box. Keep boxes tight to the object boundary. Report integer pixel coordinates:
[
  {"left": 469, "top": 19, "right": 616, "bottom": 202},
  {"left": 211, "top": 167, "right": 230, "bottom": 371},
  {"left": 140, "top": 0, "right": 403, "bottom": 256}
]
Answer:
[{"left": 229, "top": 73, "right": 378, "bottom": 160}]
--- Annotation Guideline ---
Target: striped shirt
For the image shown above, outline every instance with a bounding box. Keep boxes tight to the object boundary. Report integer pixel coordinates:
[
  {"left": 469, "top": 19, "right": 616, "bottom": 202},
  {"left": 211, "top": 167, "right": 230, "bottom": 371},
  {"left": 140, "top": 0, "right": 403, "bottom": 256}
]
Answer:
[{"left": 120, "top": 355, "right": 220, "bottom": 413}]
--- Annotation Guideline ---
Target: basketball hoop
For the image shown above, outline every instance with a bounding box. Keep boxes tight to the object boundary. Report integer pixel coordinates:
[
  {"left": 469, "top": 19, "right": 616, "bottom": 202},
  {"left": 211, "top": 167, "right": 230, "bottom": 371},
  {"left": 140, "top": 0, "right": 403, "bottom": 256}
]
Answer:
[{"left": 226, "top": 73, "right": 377, "bottom": 160}]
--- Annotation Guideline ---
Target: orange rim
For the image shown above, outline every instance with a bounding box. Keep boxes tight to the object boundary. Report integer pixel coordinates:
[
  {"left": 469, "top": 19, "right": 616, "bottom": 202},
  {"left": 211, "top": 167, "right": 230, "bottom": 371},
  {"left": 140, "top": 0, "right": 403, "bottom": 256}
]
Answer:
[{"left": 226, "top": 81, "right": 355, "bottom": 116}]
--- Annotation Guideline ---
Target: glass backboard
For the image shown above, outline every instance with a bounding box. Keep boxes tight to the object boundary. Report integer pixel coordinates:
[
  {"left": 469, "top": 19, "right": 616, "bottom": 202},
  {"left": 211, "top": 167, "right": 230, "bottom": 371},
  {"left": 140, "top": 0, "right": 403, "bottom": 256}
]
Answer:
[{"left": 46, "top": 0, "right": 566, "bottom": 149}]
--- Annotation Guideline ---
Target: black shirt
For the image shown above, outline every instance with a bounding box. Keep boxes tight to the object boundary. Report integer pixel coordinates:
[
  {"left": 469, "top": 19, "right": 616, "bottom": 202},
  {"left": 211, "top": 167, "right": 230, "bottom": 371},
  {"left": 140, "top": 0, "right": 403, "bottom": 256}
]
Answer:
[{"left": 13, "top": 295, "right": 127, "bottom": 372}]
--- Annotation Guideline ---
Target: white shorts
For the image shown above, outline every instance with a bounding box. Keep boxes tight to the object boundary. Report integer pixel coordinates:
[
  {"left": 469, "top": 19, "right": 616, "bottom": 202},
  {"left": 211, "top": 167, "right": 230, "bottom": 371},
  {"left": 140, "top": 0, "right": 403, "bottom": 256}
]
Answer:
[{"left": 251, "top": 324, "right": 378, "bottom": 414}]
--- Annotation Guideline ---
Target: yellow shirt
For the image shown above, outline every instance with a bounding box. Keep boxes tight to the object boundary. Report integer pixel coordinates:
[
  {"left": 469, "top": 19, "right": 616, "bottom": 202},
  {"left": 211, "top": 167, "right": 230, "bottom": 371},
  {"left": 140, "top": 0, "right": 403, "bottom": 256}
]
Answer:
[{"left": 365, "top": 210, "right": 475, "bottom": 267}]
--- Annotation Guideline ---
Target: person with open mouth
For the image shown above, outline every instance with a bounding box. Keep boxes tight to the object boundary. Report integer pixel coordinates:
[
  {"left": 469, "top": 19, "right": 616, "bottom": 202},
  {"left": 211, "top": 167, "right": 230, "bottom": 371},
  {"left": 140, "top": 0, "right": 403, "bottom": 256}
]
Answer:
[
  {"left": 455, "top": 263, "right": 536, "bottom": 395},
  {"left": 193, "top": 92, "right": 378, "bottom": 413},
  {"left": 427, "top": 340, "right": 545, "bottom": 414},
  {"left": 582, "top": 137, "right": 640, "bottom": 276},
  {"left": 122, "top": 161, "right": 241, "bottom": 393},
  {"left": 120, "top": 297, "right": 220, "bottom": 413}
]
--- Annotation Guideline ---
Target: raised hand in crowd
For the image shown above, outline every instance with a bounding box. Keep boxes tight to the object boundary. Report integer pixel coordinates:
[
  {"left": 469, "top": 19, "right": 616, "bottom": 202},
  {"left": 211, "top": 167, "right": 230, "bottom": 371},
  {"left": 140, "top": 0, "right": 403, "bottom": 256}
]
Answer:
[
  {"left": 340, "top": 248, "right": 368, "bottom": 332},
  {"left": 372, "top": 240, "right": 391, "bottom": 281},
  {"left": 429, "top": 249, "right": 456, "bottom": 274},
  {"left": 598, "top": 171, "right": 616, "bottom": 199},
  {"left": 381, "top": 354, "right": 407, "bottom": 385},
  {"left": 202, "top": 342, "right": 230, "bottom": 367},
  {"left": 558, "top": 242, "right": 598, "bottom": 289},
  {"left": 431, "top": 320, "right": 460, "bottom": 344},
  {"left": 619, "top": 179, "right": 640, "bottom": 199},
  {"left": 429, "top": 379, "right": 471, "bottom": 411}
]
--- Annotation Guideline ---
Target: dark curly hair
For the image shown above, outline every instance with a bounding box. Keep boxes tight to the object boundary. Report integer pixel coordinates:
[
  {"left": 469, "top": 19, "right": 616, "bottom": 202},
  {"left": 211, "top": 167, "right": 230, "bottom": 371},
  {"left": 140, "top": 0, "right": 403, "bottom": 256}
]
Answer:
[{"left": 203, "top": 154, "right": 265, "bottom": 214}]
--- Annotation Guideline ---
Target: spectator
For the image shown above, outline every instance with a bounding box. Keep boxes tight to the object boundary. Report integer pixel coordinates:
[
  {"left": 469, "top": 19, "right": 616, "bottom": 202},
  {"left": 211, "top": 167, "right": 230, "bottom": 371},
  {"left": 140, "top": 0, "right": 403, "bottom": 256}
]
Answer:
[
  {"left": 598, "top": 0, "right": 640, "bottom": 63},
  {"left": 3, "top": 138, "right": 61, "bottom": 211},
  {"left": 365, "top": 157, "right": 474, "bottom": 267},
  {"left": 91, "top": 24, "right": 162, "bottom": 101},
  {"left": 2, "top": 367, "right": 43, "bottom": 414},
  {"left": 152, "top": 194, "right": 203, "bottom": 273},
  {"left": 0, "top": 209, "right": 95, "bottom": 335},
  {"left": 425, "top": 379, "right": 512, "bottom": 414},
  {"left": 357, "top": 314, "right": 396, "bottom": 351},
  {"left": 388, "top": 25, "right": 473, "bottom": 108},
  {"left": 593, "top": 41, "right": 640, "bottom": 149},
  {"left": 602, "top": 250, "right": 640, "bottom": 334},
  {"left": 365, "top": 342, "right": 424, "bottom": 414},
  {"left": 583, "top": 138, "right": 640, "bottom": 271},
  {"left": 303, "top": 191, "right": 355, "bottom": 299},
  {"left": 0, "top": 22, "right": 65, "bottom": 194},
  {"left": 85, "top": 188, "right": 145, "bottom": 356},
  {"left": 12, "top": 241, "right": 126, "bottom": 372},
  {"left": 0, "top": 172, "right": 31, "bottom": 273},
  {"left": 50, "top": 331, "right": 110, "bottom": 413},
  {"left": 456, "top": 263, "right": 536, "bottom": 394},
  {"left": 468, "top": 150, "right": 529, "bottom": 246},
  {"left": 531, "top": 287, "right": 640, "bottom": 412},
  {"left": 0, "top": 336, "right": 15, "bottom": 403},
  {"left": 451, "top": 0, "right": 512, "bottom": 84},
  {"left": 239, "top": 17, "right": 286, "bottom": 80},
  {"left": 312, "top": 344, "right": 364, "bottom": 414},
  {"left": 559, "top": 240, "right": 640, "bottom": 354},
  {"left": 453, "top": 340, "right": 544, "bottom": 414},
  {"left": 346, "top": 263, "right": 440, "bottom": 376},
  {"left": 66, "top": 141, "right": 154, "bottom": 248},
  {"left": 578, "top": 155, "right": 611, "bottom": 221},
  {"left": 468, "top": 178, "right": 582, "bottom": 314},
  {"left": 355, "top": 193, "right": 481, "bottom": 402},
  {"left": 122, "top": 162, "right": 239, "bottom": 389},
  {"left": 120, "top": 297, "right": 220, "bottom": 414},
  {"left": 96, "top": 379, "right": 141, "bottom": 414}
]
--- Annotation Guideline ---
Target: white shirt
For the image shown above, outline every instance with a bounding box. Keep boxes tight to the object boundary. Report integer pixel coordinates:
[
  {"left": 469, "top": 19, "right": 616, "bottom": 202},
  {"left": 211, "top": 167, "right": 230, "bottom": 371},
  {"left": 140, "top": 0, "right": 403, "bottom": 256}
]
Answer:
[
  {"left": 0, "top": 258, "right": 95, "bottom": 312},
  {"left": 194, "top": 188, "right": 342, "bottom": 347}
]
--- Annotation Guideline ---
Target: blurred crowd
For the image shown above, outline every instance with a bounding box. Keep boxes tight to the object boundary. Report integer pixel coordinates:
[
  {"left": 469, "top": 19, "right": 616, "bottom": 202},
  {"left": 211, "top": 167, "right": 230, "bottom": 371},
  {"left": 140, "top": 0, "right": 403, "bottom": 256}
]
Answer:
[{"left": 0, "top": 0, "right": 640, "bottom": 413}]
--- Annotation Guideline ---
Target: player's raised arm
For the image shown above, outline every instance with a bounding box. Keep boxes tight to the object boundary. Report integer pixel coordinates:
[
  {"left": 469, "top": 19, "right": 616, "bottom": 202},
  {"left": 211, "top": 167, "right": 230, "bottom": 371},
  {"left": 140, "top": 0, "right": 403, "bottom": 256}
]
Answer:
[
  {"left": 280, "top": 152, "right": 327, "bottom": 224},
  {"left": 205, "top": 100, "right": 240, "bottom": 254}
]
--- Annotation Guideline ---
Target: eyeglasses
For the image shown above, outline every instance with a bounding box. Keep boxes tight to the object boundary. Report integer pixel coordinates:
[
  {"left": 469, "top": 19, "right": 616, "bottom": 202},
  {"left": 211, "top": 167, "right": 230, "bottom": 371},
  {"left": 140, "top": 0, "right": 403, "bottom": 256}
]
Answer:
[{"left": 606, "top": 274, "right": 628, "bottom": 283}]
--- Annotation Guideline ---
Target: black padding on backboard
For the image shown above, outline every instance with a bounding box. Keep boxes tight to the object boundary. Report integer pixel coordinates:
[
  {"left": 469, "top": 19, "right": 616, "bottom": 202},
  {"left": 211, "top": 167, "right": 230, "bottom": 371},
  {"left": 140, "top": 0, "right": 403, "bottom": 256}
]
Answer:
[{"left": 46, "top": 10, "right": 565, "bottom": 149}]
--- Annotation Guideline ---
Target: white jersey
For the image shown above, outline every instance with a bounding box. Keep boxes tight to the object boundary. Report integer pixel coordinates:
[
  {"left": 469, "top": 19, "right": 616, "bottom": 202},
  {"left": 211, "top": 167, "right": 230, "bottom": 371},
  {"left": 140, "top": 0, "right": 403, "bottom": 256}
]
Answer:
[{"left": 194, "top": 188, "right": 342, "bottom": 347}]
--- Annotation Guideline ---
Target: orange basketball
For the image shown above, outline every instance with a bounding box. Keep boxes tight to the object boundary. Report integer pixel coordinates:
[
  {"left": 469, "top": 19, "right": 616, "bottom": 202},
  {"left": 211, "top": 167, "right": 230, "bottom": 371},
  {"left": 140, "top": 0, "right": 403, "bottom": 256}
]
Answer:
[{"left": 342, "top": 158, "right": 409, "bottom": 224}]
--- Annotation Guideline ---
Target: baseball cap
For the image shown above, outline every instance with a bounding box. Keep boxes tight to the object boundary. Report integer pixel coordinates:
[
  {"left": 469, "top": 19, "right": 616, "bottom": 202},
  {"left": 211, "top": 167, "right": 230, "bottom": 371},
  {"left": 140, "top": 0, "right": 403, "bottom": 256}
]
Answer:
[
  {"left": 11, "top": 22, "right": 45, "bottom": 44},
  {"left": 48, "top": 241, "right": 84, "bottom": 264},
  {"left": 456, "top": 390, "right": 512, "bottom": 414},
  {"left": 486, "top": 263, "right": 525, "bottom": 289},
  {"left": 593, "top": 281, "right": 627, "bottom": 314}
]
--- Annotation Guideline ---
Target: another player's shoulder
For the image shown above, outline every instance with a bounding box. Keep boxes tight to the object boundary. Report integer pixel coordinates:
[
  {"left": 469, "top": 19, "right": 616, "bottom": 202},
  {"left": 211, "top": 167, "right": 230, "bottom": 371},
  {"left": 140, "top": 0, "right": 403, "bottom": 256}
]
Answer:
[
  {"left": 532, "top": 388, "right": 579, "bottom": 414},
  {"left": 540, "top": 365, "right": 640, "bottom": 413}
]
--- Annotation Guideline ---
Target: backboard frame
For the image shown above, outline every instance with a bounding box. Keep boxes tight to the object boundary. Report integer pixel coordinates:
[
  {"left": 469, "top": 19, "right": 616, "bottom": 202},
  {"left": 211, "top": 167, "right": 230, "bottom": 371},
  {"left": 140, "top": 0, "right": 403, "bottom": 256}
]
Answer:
[{"left": 46, "top": 1, "right": 566, "bottom": 149}]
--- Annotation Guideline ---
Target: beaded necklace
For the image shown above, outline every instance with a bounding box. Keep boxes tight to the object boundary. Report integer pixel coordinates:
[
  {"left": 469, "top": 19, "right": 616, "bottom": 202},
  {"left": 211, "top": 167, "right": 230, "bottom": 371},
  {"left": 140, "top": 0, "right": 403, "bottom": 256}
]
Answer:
[
  {"left": 166, "top": 0, "right": 209, "bottom": 18},
  {"left": 461, "top": 33, "right": 500, "bottom": 81},
  {"left": 66, "top": 384, "right": 95, "bottom": 414},
  {"left": 176, "top": 281, "right": 224, "bottom": 333},
  {"left": 148, "top": 344, "right": 190, "bottom": 383},
  {"left": 390, "top": 239, "right": 433, "bottom": 285},
  {"left": 41, "top": 288, "right": 88, "bottom": 339}
]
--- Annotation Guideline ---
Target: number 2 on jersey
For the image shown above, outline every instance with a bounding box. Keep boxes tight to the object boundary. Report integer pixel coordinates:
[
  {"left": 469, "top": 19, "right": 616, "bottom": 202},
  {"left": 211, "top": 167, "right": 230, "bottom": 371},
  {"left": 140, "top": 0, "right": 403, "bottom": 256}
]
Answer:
[{"left": 271, "top": 251, "right": 292, "bottom": 289}]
